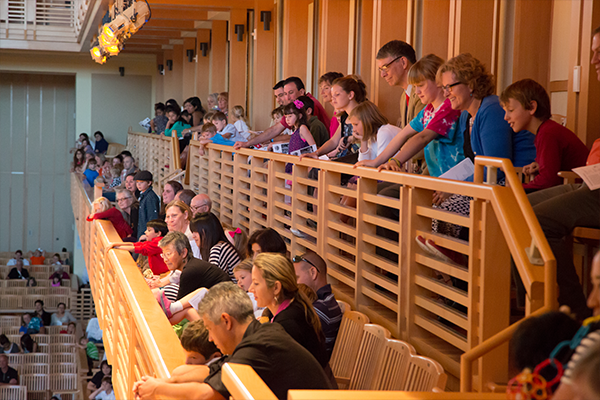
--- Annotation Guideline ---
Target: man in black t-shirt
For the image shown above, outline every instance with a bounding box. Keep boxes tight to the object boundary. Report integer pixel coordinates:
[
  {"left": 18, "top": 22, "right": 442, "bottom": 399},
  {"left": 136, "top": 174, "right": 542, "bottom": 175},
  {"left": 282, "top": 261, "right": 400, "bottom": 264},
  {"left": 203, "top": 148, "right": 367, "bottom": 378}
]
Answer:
[
  {"left": 0, "top": 355, "right": 18, "bottom": 385},
  {"left": 133, "top": 282, "right": 330, "bottom": 400},
  {"left": 7, "top": 260, "right": 29, "bottom": 280}
]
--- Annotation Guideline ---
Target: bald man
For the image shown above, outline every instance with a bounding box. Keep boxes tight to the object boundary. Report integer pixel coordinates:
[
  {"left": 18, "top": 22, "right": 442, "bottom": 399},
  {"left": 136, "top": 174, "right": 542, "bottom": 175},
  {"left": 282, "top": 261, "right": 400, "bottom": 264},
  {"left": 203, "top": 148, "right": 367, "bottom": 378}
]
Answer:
[
  {"left": 293, "top": 250, "right": 342, "bottom": 361},
  {"left": 174, "top": 189, "right": 196, "bottom": 207},
  {"left": 190, "top": 194, "right": 212, "bottom": 217}
]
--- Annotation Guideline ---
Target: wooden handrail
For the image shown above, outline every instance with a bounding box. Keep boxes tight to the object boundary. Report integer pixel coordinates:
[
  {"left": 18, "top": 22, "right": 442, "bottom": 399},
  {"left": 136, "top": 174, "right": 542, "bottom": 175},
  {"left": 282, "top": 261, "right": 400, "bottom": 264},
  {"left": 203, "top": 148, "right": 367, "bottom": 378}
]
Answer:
[
  {"left": 221, "top": 363, "right": 278, "bottom": 400},
  {"left": 287, "top": 390, "right": 507, "bottom": 399},
  {"left": 70, "top": 173, "right": 186, "bottom": 398},
  {"left": 459, "top": 306, "right": 551, "bottom": 392}
]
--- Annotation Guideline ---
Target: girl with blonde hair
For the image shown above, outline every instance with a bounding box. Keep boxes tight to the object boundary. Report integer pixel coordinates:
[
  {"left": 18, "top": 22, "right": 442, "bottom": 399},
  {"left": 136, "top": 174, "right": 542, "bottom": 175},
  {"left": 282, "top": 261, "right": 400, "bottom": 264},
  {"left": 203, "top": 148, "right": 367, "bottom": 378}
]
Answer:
[
  {"left": 231, "top": 105, "right": 251, "bottom": 140},
  {"left": 87, "top": 197, "right": 132, "bottom": 239}
]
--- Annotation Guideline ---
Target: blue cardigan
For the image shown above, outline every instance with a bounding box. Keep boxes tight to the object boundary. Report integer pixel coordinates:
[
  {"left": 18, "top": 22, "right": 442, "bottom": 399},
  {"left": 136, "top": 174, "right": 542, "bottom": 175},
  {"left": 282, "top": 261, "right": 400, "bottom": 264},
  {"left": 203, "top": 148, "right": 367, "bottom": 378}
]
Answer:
[{"left": 458, "top": 95, "right": 536, "bottom": 181}]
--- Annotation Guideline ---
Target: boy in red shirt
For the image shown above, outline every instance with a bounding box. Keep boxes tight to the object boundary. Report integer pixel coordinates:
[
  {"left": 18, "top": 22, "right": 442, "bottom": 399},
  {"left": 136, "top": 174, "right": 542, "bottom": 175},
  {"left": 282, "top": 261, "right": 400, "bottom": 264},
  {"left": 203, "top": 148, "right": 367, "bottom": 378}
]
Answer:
[{"left": 106, "top": 219, "right": 169, "bottom": 275}]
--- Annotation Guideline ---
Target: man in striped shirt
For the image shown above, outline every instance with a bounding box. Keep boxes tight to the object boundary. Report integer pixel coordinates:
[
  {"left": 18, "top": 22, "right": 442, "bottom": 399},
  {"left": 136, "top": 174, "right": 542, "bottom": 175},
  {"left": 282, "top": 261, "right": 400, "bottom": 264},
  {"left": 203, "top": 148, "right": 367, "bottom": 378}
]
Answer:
[{"left": 293, "top": 250, "right": 343, "bottom": 361}]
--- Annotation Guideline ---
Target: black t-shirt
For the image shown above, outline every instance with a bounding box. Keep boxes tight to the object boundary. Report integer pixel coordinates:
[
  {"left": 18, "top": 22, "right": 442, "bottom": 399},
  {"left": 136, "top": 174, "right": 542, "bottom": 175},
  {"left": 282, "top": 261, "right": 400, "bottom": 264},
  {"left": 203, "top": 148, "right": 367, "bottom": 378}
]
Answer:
[
  {"left": 36, "top": 310, "right": 51, "bottom": 327},
  {"left": 204, "top": 320, "right": 330, "bottom": 400},
  {"left": 7, "top": 267, "right": 29, "bottom": 279},
  {"left": 273, "top": 299, "right": 328, "bottom": 368},
  {"left": 176, "top": 258, "right": 231, "bottom": 300},
  {"left": 0, "top": 366, "right": 18, "bottom": 384},
  {"left": 90, "top": 370, "right": 105, "bottom": 389}
]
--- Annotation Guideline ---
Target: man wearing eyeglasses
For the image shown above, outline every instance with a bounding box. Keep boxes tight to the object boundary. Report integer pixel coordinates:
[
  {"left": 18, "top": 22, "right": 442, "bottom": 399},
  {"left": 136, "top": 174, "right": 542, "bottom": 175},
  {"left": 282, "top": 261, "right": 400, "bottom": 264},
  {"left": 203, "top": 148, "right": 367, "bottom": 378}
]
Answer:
[
  {"left": 190, "top": 194, "right": 212, "bottom": 217},
  {"left": 376, "top": 40, "right": 425, "bottom": 128},
  {"left": 293, "top": 251, "right": 342, "bottom": 362}
]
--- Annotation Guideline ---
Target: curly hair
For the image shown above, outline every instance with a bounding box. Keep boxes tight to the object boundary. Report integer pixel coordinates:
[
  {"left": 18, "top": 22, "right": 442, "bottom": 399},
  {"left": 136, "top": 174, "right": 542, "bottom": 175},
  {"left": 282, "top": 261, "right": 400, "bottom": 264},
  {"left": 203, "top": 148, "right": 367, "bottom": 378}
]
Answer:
[{"left": 437, "top": 53, "right": 495, "bottom": 99}]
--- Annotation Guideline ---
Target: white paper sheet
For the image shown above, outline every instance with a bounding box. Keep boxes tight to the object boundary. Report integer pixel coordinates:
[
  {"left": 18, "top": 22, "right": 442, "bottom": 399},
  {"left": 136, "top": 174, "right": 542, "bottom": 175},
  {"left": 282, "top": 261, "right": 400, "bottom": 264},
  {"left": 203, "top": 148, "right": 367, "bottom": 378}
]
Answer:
[
  {"left": 439, "top": 158, "right": 475, "bottom": 181},
  {"left": 572, "top": 164, "right": 600, "bottom": 190}
]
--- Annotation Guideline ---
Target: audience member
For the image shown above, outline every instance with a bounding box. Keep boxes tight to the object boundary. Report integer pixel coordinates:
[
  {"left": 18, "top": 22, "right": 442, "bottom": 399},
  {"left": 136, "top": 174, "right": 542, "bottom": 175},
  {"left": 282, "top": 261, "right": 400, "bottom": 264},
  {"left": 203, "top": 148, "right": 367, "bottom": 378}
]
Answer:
[
  {"left": 20, "top": 334, "right": 37, "bottom": 353},
  {"left": 283, "top": 77, "right": 329, "bottom": 129},
  {"left": 50, "top": 302, "right": 77, "bottom": 326},
  {"left": 111, "top": 154, "right": 123, "bottom": 167},
  {"left": 174, "top": 189, "right": 196, "bottom": 207},
  {"left": 133, "top": 282, "right": 330, "bottom": 400},
  {"left": 20, "top": 313, "right": 43, "bottom": 335},
  {"left": 164, "top": 106, "right": 191, "bottom": 139},
  {"left": 7, "top": 250, "right": 30, "bottom": 266},
  {"left": 51, "top": 275, "right": 62, "bottom": 287},
  {"left": 34, "top": 299, "right": 52, "bottom": 327},
  {"left": 190, "top": 194, "right": 212, "bottom": 216},
  {"left": 233, "top": 259, "right": 264, "bottom": 319},
  {"left": 282, "top": 99, "right": 317, "bottom": 173},
  {"left": 231, "top": 105, "right": 251, "bottom": 140},
  {"left": 87, "top": 197, "right": 132, "bottom": 239},
  {"left": 251, "top": 253, "right": 329, "bottom": 370},
  {"left": 297, "top": 95, "right": 329, "bottom": 148},
  {"left": 218, "top": 92, "right": 229, "bottom": 115},
  {"left": 247, "top": 228, "right": 287, "bottom": 259},
  {"left": 183, "top": 97, "right": 205, "bottom": 128},
  {"left": 165, "top": 98, "right": 180, "bottom": 110},
  {"left": 50, "top": 253, "right": 63, "bottom": 266},
  {"left": 60, "top": 321, "right": 76, "bottom": 334},
  {"left": 120, "top": 155, "right": 138, "bottom": 183},
  {"left": 179, "top": 320, "right": 221, "bottom": 366},
  {"left": 273, "top": 80, "right": 286, "bottom": 106},
  {"left": 0, "top": 334, "right": 20, "bottom": 354},
  {"left": 293, "top": 251, "right": 342, "bottom": 361},
  {"left": 135, "top": 171, "right": 160, "bottom": 240},
  {"left": 94, "top": 131, "right": 109, "bottom": 154},
  {"left": 150, "top": 102, "right": 168, "bottom": 134},
  {"left": 568, "top": 340, "right": 600, "bottom": 400},
  {"left": 78, "top": 336, "right": 99, "bottom": 375},
  {"left": 376, "top": 40, "right": 425, "bottom": 128},
  {"left": 165, "top": 200, "right": 200, "bottom": 258},
  {"left": 318, "top": 72, "right": 344, "bottom": 138},
  {"left": 88, "top": 360, "right": 112, "bottom": 392},
  {"left": 50, "top": 264, "right": 70, "bottom": 281},
  {"left": 206, "top": 93, "right": 219, "bottom": 111},
  {"left": 190, "top": 213, "right": 241, "bottom": 281},
  {"left": 116, "top": 189, "right": 139, "bottom": 240},
  {"left": 222, "top": 223, "right": 248, "bottom": 260},
  {"left": 0, "top": 354, "right": 18, "bottom": 385},
  {"left": 7, "top": 260, "right": 29, "bottom": 280},
  {"left": 71, "top": 148, "right": 86, "bottom": 173},
  {"left": 211, "top": 112, "right": 245, "bottom": 142},
  {"left": 29, "top": 249, "right": 46, "bottom": 265},
  {"left": 81, "top": 138, "right": 95, "bottom": 155},
  {"left": 90, "top": 376, "right": 115, "bottom": 400},
  {"left": 86, "top": 318, "right": 103, "bottom": 343},
  {"left": 500, "top": 79, "right": 589, "bottom": 192},
  {"left": 106, "top": 219, "right": 169, "bottom": 275},
  {"left": 162, "top": 180, "right": 183, "bottom": 211},
  {"left": 83, "top": 158, "right": 99, "bottom": 186},
  {"left": 26, "top": 277, "right": 37, "bottom": 287}
]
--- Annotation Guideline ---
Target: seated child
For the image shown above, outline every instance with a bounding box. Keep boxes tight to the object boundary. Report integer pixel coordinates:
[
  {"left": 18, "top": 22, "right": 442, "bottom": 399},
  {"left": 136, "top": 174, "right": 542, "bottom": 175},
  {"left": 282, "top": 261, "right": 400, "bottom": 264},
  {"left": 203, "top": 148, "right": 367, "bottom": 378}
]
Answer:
[
  {"left": 106, "top": 219, "right": 169, "bottom": 275},
  {"left": 233, "top": 259, "right": 264, "bottom": 319},
  {"left": 20, "top": 313, "right": 43, "bottom": 334},
  {"left": 231, "top": 105, "right": 251, "bottom": 140},
  {"left": 83, "top": 158, "right": 99, "bottom": 187},
  {"left": 178, "top": 320, "right": 222, "bottom": 367},
  {"left": 197, "top": 123, "right": 233, "bottom": 155},
  {"left": 51, "top": 275, "right": 62, "bottom": 287},
  {"left": 78, "top": 336, "right": 99, "bottom": 375},
  {"left": 89, "top": 376, "right": 115, "bottom": 400},
  {"left": 211, "top": 111, "right": 246, "bottom": 142},
  {"left": 60, "top": 321, "right": 76, "bottom": 334}
]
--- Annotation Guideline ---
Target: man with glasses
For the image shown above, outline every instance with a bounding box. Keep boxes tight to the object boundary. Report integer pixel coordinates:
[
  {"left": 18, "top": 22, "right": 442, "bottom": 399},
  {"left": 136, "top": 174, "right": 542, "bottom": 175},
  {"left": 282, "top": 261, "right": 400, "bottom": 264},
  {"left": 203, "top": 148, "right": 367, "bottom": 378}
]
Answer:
[
  {"left": 116, "top": 189, "right": 138, "bottom": 240},
  {"left": 293, "top": 250, "right": 342, "bottom": 361},
  {"left": 376, "top": 40, "right": 425, "bottom": 128},
  {"left": 190, "top": 194, "right": 212, "bottom": 217}
]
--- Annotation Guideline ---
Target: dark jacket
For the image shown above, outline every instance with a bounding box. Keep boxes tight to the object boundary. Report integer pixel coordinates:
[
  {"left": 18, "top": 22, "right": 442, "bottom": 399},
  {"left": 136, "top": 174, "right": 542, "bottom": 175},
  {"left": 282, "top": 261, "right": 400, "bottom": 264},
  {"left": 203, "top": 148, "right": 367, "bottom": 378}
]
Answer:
[{"left": 137, "top": 188, "right": 159, "bottom": 239}]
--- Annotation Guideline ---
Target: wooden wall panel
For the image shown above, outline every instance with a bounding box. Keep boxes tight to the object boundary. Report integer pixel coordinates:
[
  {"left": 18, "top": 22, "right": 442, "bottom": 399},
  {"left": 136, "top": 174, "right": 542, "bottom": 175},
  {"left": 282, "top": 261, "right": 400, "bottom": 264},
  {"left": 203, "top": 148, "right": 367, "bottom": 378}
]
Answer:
[
  {"left": 512, "top": 0, "right": 552, "bottom": 88},
  {"left": 0, "top": 73, "right": 75, "bottom": 253},
  {"left": 229, "top": 9, "right": 248, "bottom": 113},
  {"left": 156, "top": 53, "right": 164, "bottom": 104},
  {"left": 196, "top": 29, "right": 211, "bottom": 107},
  {"left": 210, "top": 20, "right": 228, "bottom": 94},
  {"left": 370, "top": 0, "right": 409, "bottom": 125},
  {"left": 252, "top": 0, "right": 277, "bottom": 130},
  {"left": 182, "top": 37, "right": 197, "bottom": 102},
  {"left": 318, "top": 0, "right": 353, "bottom": 76},
  {"left": 282, "top": 0, "right": 312, "bottom": 81},
  {"left": 422, "top": 0, "right": 451, "bottom": 59},
  {"left": 454, "top": 0, "right": 498, "bottom": 73}
]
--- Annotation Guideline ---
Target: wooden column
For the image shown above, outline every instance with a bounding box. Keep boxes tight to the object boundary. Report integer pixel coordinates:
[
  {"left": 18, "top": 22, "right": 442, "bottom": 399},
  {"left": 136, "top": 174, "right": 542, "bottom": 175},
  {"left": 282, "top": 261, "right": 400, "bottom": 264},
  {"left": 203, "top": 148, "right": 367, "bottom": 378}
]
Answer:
[
  {"left": 252, "top": 0, "right": 276, "bottom": 130},
  {"left": 512, "top": 0, "right": 552, "bottom": 88},
  {"left": 370, "top": 0, "right": 409, "bottom": 125},
  {"left": 422, "top": 0, "right": 451, "bottom": 60},
  {"left": 318, "top": 0, "right": 354, "bottom": 77},
  {"left": 162, "top": 47, "right": 184, "bottom": 102},
  {"left": 210, "top": 20, "right": 228, "bottom": 94},
  {"left": 229, "top": 8, "right": 248, "bottom": 112},
  {"left": 182, "top": 37, "right": 197, "bottom": 101},
  {"left": 196, "top": 29, "right": 211, "bottom": 107},
  {"left": 282, "top": 0, "right": 312, "bottom": 80},
  {"left": 156, "top": 52, "right": 164, "bottom": 104}
]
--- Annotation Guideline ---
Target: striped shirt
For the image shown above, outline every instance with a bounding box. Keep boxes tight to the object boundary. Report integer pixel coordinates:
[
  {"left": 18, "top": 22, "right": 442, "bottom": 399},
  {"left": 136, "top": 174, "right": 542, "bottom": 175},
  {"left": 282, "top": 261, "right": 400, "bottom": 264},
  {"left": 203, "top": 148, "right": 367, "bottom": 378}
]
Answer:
[
  {"left": 561, "top": 329, "right": 600, "bottom": 384},
  {"left": 209, "top": 242, "right": 241, "bottom": 282},
  {"left": 313, "top": 284, "right": 343, "bottom": 361}
]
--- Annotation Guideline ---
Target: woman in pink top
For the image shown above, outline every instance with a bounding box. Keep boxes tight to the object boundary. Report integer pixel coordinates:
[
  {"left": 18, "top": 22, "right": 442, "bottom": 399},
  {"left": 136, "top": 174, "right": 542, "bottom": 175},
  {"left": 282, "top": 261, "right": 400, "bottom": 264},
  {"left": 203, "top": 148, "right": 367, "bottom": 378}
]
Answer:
[{"left": 318, "top": 72, "right": 344, "bottom": 138}]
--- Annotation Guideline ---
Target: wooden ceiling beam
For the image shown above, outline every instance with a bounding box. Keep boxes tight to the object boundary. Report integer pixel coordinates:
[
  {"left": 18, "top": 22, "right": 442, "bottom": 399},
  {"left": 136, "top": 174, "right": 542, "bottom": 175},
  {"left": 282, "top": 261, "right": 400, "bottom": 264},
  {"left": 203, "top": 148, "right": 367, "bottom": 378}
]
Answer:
[
  {"left": 148, "top": 0, "right": 250, "bottom": 9},
  {"left": 143, "top": 19, "right": 197, "bottom": 29},
  {"left": 149, "top": 9, "right": 209, "bottom": 20}
]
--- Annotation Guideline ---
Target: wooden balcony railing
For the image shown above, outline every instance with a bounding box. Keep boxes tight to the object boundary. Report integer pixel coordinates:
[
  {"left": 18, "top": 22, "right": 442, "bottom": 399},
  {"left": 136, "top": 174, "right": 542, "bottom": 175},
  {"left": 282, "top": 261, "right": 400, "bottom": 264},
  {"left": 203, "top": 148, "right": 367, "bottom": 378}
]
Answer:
[{"left": 70, "top": 173, "right": 186, "bottom": 399}]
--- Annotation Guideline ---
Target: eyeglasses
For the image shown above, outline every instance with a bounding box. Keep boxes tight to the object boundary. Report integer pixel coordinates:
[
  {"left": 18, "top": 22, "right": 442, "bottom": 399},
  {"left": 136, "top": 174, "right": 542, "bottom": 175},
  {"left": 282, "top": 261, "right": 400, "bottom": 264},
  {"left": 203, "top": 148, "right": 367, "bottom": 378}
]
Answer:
[
  {"left": 116, "top": 197, "right": 132, "bottom": 202},
  {"left": 160, "top": 251, "right": 174, "bottom": 259},
  {"left": 378, "top": 55, "right": 403, "bottom": 73},
  {"left": 292, "top": 255, "right": 320, "bottom": 274},
  {"left": 441, "top": 81, "right": 463, "bottom": 93},
  {"left": 190, "top": 204, "right": 207, "bottom": 212}
]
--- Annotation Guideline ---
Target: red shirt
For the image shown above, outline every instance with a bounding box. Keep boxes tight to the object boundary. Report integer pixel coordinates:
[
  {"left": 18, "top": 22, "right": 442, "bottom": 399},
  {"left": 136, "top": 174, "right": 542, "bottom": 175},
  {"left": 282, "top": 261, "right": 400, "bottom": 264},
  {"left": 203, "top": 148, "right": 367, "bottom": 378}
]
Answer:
[
  {"left": 523, "top": 119, "right": 589, "bottom": 190},
  {"left": 87, "top": 207, "right": 133, "bottom": 239},
  {"left": 133, "top": 236, "right": 168, "bottom": 274}
]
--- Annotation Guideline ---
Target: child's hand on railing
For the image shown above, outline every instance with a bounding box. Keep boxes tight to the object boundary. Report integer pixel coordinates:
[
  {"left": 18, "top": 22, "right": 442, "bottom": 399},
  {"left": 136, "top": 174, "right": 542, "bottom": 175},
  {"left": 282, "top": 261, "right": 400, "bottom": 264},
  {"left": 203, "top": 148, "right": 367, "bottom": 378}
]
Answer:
[
  {"left": 233, "top": 141, "right": 250, "bottom": 150},
  {"left": 378, "top": 159, "right": 403, "bottom": 172},
  {"left": 433, "top": 191, "right": 452, "bottom": 206},
  {"left": 354, "top": 159, "right": 376, "bottom": 169}
]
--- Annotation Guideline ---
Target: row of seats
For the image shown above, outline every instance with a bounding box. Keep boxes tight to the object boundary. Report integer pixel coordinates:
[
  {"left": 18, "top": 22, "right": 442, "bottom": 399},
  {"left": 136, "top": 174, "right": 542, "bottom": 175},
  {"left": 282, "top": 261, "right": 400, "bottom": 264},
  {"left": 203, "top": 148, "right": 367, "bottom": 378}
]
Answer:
[
  {"left": 0, "top": 279, "right": 71, "bottom": 287},
  {"left": 3, "top": 333, "right": 76, "bottom": 344},
  {"left": 0, "top": 325, "right": 69, "bottom": 335},
  {"left": 0, "top": 265, "right": 67, "bottom": 274},
  {"left": 331, "top": 301, "right": 447, "bottom": 391},
  {"left": 6, "top": 352, "right": 77, "bottom": 365},
  {"left": 7, "top": 373, "right": 78, "bottom": 399},
  {"left": 0, "top": 294, "right": 70, "bottom": 310},
  {"left": 0, "top": 287, "right": 70, "bottom": 296}
]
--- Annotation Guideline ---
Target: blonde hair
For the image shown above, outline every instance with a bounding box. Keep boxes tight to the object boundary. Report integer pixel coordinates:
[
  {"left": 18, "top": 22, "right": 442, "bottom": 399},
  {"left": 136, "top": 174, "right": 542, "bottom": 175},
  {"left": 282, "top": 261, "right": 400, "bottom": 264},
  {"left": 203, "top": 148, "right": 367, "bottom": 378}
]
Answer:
[
  {"left": 233, "top": 258, "right": 253, "bottom": 274},
  {"left": 222, "top": 223, "right": 248, "bottom": 260},
  {"left": 348, "top": 100, "right": 389, "bottom": 143},
  {"left": 165, "top": 200, "right": 192, "bottom": 222},
  {"left": 253, "top": 253, "right": 322, "bottom": 338},
  {"left": 231, "top": 105, "right": 249, "bottom": 125},
  {"left": 437, "top": 53, "right": 495, "bottom": 99},
  {"left": 92, "top": 197, "right": 111, "bottom": 213},
  {"left": 218, "top": 92, "right": 228, "bottom": 101},
  {"left": 110, "top": 163, "right": 123, "bottom": 177},
  {"left": 408, "top": 53, "right": 445, "bottom": 85}
]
